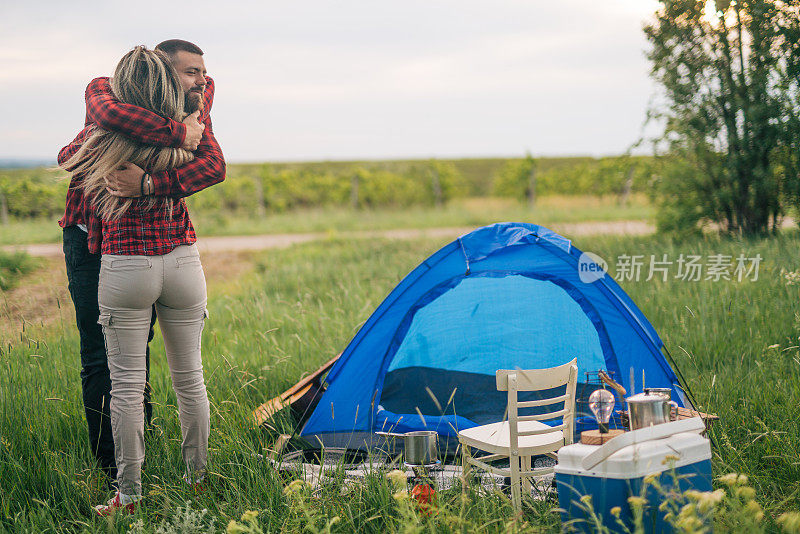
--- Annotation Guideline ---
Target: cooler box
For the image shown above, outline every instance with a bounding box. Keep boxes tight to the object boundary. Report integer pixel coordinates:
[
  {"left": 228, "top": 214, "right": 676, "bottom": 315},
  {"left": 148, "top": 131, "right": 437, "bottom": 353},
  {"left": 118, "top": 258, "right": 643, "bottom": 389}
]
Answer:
[{"left": 554, "top": 418, "right": 712, "bottom": 533}]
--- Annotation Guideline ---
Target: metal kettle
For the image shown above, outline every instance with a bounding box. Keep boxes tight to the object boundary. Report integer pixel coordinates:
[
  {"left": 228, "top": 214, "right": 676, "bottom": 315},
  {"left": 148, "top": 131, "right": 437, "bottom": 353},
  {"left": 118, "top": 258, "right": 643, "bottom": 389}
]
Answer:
[{"left": 626, "top": 388, "right": 678, "bottom": 430}]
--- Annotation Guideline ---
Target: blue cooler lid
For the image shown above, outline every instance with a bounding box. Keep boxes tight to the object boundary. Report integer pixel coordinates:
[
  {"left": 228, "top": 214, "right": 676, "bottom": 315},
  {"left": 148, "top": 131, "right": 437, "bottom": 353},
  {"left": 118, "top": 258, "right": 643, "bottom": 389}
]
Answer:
[{"left": 555, "top": 432, "right": 710, "bottom": 479}]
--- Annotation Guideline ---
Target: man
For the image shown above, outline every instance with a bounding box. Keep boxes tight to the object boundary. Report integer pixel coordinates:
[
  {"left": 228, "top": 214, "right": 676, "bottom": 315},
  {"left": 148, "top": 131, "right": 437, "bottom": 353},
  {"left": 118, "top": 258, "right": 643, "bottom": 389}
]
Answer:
[{"left": 58, "top": 39, "right": 225, "bottom": 486}]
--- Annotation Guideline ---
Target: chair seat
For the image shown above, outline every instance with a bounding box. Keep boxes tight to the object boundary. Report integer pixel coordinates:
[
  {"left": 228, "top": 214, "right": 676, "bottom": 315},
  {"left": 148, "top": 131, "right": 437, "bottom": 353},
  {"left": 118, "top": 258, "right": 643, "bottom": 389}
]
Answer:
[{"left": 458, "top": 420, "right": 564, "bottom": 455}]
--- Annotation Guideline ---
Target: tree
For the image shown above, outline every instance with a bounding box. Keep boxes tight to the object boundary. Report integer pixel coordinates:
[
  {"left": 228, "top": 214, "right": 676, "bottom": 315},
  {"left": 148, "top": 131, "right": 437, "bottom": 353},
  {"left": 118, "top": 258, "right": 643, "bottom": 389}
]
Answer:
[
  {"left": 423, "top": 160, "right": 464, "bottom": 206},
  {"left": 492, "top": 153, "right": 537, "bottom": 205},
  {"left": 645, "top": 0, "right": 798, "bottom": 234},
  {"left": 775, "top": 1, "right": 800, "bottom": 217}
]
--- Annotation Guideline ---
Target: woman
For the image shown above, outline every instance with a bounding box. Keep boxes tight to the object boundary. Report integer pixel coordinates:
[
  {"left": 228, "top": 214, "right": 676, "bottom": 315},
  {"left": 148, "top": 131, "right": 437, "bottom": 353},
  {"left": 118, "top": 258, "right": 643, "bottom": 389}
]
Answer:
[{"left": 61, "top": 46, "right": 210, "bottom": 514}]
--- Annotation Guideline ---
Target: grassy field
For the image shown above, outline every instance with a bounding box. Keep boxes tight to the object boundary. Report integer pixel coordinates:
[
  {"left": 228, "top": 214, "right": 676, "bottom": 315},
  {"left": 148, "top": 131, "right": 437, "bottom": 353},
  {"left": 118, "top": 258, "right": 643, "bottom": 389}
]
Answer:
[
  {"left": 2, "top": 230, "right": 799, "bottom": 532},
  {"left": 0, "top": 195, "right": 653, "bottom": 246},
  {"left": 0, "top": 251, "right": 40, "bottom": 290}
]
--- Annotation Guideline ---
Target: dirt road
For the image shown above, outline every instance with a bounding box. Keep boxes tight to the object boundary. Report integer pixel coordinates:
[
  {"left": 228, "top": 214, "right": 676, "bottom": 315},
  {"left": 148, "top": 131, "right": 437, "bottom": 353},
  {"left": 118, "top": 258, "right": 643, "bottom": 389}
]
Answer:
[
  {"left": 4, "top": 220, "right": 656, "bottom": 258},
  {"left": 1, "top": 220, "right": 656, "bottom": 341}
]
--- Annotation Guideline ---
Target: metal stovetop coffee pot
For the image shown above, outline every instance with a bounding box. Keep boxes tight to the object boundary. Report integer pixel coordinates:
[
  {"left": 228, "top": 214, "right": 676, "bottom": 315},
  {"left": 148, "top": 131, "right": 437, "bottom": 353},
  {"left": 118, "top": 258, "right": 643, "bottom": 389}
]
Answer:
[{"left": 626, "top": 388, "right": 678, "bottom": 430}]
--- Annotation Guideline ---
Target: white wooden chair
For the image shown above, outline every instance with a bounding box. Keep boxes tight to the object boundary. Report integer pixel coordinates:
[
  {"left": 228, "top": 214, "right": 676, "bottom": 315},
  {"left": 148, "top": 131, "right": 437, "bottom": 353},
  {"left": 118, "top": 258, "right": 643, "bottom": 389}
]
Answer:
[{"left": 458, "top": 358, "right": 578, "bottom": 511}]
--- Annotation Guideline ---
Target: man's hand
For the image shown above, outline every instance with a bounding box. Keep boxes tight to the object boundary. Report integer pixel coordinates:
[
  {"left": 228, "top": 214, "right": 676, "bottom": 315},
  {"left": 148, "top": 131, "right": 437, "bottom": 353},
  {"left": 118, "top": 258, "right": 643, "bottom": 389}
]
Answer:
[
  {"left": 181, "top": 111, "right": 204, "bottom": 150},
  {"left": 105, "top": 162, "right": 146, "bottom": 197}
]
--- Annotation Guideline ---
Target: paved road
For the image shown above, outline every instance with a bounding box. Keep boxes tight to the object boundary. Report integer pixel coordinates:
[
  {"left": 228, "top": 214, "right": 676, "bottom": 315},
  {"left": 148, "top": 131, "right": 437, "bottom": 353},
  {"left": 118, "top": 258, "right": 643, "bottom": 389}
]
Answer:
[{"left": 3, "top": 220, "right": 656, "bottom": 258}]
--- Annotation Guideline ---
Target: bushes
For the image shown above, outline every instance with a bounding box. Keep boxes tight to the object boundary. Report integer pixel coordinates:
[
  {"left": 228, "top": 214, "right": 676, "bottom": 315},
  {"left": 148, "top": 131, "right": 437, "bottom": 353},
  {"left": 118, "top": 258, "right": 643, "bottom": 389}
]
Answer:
[
  {"left": 3, "top": 156, "right": 664, "bottom": 223},
  {"left": 493, "top": 155, "right": 536, "bottom": 201},
  {"left": 493, "top": 155, "right": 656, "bottom": 201},
  {"left": 0, "top": 171, "right": 67, "bottom": 219},
  {"left": 649, "top": 155, "right": 707, "bottom": 235},
  {"left": 187, "top": 161, "right": 466, "bottom": 214}
]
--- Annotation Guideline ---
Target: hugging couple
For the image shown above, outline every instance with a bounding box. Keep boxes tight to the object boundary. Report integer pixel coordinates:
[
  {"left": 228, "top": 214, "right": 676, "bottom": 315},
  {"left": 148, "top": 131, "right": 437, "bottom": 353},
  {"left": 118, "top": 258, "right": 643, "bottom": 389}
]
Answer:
[{"left": 58, "top": 39, "right": 225, "bottom": 515}]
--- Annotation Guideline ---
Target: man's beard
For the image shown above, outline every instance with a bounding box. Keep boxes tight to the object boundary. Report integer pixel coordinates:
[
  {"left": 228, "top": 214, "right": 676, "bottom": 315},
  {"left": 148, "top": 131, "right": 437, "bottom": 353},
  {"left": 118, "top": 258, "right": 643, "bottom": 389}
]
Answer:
[{"left": 184, "top": 91, "right": 202, "bottom": 113}]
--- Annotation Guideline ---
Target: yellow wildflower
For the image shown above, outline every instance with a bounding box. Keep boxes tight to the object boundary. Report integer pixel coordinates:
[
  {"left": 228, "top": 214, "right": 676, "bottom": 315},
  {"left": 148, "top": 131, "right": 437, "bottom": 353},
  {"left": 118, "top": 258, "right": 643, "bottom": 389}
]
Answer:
[
  {"left": 610, "top": 506, "right": 621, "bottom": 517},
  {"left": 746, "top": 501, "right": 763, "bottom": 521},
  {"left": 393, "top": 489, "right": 409, "bottom": 501},
  {"left": 283, "top": 478, "right": 308, "bottom": 496},
  {"left": 696, "top": 497, "right": 715, "bottom": 515},
  {"left": 661, "top": 454, "right": 680, "bottom": 465},
  {"left": 717, "top": 473, "right": 739, "bottom": 486},
  {"left": 678, "top": 503, "right": 696, "bottom": 518},
  {"left": 684, "top": 489, "right": 703, "bottom": 501},
  {"left": 676, "top": 516, "right": 703, "bottom": 531},
  {"left": 385, "top": 469, "right": 407, "bottom": 489},
  {"left": 240, "top": 510, "right": 259, "bottom": 523},
  {"left": 778, "top": 512, "right": 800, "bottom": 534},
  {"left": 695, "top": 489, "right": 725, "bottom": 514},
  {"left": 627, "top": 496, "right": 646, "bottom": 508}
]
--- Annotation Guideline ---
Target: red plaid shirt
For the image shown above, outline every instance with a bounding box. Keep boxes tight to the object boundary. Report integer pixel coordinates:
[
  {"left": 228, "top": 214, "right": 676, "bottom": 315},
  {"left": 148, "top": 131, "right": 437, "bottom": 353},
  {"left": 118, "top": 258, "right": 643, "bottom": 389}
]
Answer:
[{"left": 58, "top": 76, "right": 225, "bottom": 255}]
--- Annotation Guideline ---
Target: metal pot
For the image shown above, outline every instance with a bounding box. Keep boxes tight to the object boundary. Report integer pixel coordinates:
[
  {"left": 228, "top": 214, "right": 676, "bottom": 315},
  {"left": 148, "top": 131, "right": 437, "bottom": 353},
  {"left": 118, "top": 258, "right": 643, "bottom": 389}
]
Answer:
[
  {"left": 626, "top": 389, "right": 678, "bottom": 430},
  {"left": 376, "top": 430, "right": 439, "bottom": 466},
  {"left": 645, "top": 387, "right": 672, "bottom": 400}
]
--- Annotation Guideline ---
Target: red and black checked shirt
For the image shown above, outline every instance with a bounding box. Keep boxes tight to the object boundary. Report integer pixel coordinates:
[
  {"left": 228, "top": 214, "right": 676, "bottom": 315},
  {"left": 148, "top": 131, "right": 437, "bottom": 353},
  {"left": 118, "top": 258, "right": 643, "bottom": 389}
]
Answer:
[{"left": 58, "top": 76, "right": 225, "bottom": 255}]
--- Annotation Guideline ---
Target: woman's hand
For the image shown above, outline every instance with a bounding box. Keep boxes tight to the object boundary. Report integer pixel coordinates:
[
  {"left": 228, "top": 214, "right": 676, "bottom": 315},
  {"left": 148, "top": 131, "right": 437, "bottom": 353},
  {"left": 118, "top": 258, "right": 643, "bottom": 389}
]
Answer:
[
  {"left": 105, "top": 162, "right": 147, "bottom": 197},
  {"left": 181, "top": 111, "right": 204, "bottom": 151}
]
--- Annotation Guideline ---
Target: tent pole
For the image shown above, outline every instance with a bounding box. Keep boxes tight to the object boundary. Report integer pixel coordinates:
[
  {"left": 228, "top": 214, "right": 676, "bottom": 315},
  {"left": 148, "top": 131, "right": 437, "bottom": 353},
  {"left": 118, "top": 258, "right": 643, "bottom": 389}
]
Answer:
[
  {"left": 662, "top": 346, "right": 718, "bottom": 448},
  {"left": 662, "top": 345, "right": 699, "bottom": 409},
  {"left": 283, "top": 384, "right": 326, "bottom": 452}
]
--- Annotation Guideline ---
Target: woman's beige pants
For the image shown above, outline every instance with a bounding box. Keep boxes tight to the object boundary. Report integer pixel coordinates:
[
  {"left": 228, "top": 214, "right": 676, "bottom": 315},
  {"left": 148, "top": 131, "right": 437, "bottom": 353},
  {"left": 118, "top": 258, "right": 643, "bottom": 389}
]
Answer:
[{"left": 98, "top": 244, "right": 209, "bottom": 497}]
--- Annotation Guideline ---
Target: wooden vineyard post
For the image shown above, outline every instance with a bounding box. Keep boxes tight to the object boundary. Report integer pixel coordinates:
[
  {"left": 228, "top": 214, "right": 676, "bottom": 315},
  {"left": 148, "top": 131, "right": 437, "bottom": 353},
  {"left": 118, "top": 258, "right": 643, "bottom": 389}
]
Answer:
[
  {"left": 0, "top": 188, "right": 7, "bottom": 225},
  {"left": 430, "top": 163, "right": 442, "bottom": 208},
  {"left": 619, "top": 165, "right": 634, "bottom": 206},
  {"left": 254, "top": 176, "right": 266, "bottom": 217},
  {"left": 527, "top": 163, "right": 536, "bottom": 207},
  {"left": 351, "top": 173, "right": 359, "bottom": 209}
]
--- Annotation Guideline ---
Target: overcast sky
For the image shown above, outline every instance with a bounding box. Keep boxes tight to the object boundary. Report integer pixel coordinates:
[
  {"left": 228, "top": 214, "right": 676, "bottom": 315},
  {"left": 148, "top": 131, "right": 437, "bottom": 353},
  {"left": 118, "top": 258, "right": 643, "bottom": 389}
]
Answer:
[{"left": 0, "top": 0, "right": 661, "bottom": 163}]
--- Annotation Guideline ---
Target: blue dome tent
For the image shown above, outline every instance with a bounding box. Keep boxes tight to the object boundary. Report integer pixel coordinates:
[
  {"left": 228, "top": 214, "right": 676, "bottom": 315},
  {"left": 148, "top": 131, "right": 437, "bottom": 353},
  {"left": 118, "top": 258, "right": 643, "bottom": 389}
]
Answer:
[{"left": 300, "top": 222, "right": 690, "bottom": 450}]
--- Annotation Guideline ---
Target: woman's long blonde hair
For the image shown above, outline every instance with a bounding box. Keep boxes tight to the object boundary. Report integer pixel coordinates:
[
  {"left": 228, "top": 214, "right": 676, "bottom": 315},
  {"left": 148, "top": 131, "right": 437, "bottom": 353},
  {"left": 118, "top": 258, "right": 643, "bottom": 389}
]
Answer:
[{"left": 62, "top": 46, "right": 194, "bottom": 220}]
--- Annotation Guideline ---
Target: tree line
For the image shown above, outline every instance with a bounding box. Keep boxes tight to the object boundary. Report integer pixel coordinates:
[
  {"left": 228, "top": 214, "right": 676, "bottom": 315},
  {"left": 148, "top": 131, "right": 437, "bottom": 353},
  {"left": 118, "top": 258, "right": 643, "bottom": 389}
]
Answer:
[{"left": 0, "top": 156, "right": 657, "bottom": 221}]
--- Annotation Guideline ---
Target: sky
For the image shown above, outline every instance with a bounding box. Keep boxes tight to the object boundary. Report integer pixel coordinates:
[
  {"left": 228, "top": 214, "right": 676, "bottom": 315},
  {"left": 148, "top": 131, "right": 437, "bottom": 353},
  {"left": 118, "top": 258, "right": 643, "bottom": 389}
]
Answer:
[{"left": 0, "top": 0, "right": 661, "bottom": 163}]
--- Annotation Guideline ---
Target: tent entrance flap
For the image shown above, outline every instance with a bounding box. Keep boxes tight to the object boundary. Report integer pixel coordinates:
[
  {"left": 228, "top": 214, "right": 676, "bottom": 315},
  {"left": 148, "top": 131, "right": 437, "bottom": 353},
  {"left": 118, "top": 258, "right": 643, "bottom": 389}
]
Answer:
[{"left": 378, "top": 275, "right": 607, "bottom": 428}]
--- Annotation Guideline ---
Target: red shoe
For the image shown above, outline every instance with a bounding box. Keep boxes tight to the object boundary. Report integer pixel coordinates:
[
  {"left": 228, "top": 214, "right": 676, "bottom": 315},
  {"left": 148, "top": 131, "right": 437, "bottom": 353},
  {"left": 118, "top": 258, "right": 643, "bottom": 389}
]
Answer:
[{"left": 93, "top": 492, "right": 140, "bottom": 516}]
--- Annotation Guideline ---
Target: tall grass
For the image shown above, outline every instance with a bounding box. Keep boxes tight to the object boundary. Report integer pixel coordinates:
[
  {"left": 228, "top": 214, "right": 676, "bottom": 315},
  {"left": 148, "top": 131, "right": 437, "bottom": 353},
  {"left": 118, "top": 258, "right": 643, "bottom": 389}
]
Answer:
[
  {"left": 581, "top": 231, "right": 800, "bottom": 524},
  {"left": 1, "top": 232, "right": 799, "bottom": 531}
]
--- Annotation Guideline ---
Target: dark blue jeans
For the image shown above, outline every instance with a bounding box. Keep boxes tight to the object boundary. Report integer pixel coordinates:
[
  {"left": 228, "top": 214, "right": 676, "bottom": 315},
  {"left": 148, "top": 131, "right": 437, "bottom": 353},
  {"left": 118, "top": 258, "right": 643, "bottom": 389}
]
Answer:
[{"left": 62, "top": 226, "right": 153, "bottom": 481}]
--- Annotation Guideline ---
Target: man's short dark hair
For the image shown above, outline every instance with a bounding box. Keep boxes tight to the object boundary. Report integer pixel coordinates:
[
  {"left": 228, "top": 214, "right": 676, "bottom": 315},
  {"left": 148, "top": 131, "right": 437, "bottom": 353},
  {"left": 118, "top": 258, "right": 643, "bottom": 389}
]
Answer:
[{"left": 155, "top": 39, "right": 204, "bottom": 57}]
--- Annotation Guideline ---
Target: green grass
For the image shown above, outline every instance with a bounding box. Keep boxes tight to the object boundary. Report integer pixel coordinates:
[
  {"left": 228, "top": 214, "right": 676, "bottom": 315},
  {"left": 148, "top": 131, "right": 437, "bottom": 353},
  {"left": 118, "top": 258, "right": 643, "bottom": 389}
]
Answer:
[
  {"left": 0, "top": 219, "right": 64, "bottom": 247},
  {"left": 0, "top": 251, "right": 39, "bottom": 290},
  {"left": 0, "top": 195, "right": 654, "bottom": 246},
  {"left": 2, "top": 231, "right": 798, "bottom": 532}
]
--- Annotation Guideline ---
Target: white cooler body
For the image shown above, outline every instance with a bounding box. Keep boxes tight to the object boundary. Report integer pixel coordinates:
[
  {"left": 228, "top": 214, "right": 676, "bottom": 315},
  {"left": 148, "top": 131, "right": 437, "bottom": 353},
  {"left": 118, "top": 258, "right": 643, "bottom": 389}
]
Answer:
[{"left": 555, "top": 431, "right": 712, "bottom": 533}]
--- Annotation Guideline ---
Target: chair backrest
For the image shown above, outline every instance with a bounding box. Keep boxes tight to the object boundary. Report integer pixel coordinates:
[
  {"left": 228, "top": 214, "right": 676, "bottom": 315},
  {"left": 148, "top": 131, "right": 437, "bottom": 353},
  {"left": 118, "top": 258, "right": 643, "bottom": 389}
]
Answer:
[{"left": 496, "top": 358, "right": 578, "bottom": 446}]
